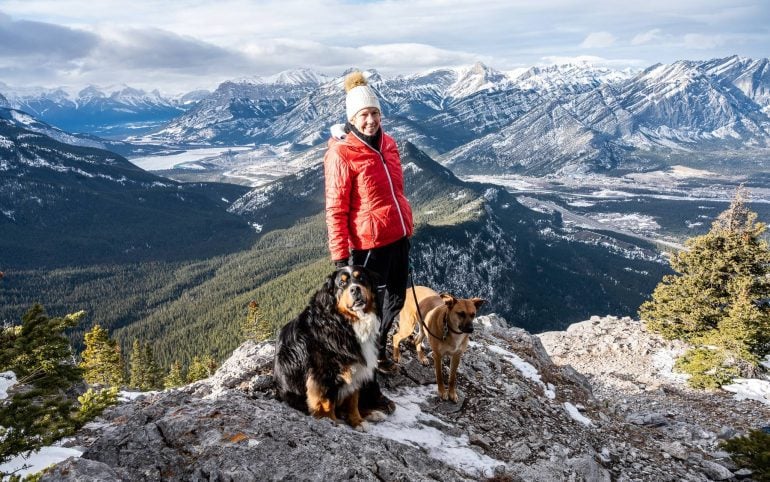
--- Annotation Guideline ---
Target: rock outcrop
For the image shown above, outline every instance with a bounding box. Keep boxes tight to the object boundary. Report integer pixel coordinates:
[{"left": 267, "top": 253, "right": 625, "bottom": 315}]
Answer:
[
  {"left": 539, "top": 316, "right": 770, "bottom": 480},
  {"left": 43, "top": 315, "right": 770, "bottom": 481}
]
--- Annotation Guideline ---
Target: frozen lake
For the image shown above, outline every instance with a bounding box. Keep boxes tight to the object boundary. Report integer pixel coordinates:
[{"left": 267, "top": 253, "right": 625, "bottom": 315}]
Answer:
[{"left": 129, "top": 147, "right": 252, "bottom": 171}]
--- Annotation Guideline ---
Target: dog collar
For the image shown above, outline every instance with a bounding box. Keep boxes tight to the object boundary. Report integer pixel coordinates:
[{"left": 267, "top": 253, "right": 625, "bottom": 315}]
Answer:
[{"left": 443, "top": 311, "right": 464, "bottom": 339}]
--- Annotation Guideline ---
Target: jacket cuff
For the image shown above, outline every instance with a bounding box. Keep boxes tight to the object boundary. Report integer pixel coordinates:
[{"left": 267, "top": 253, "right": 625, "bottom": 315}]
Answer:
[{"left": 334, "top": 259, "right": 349, "bottom": 269}]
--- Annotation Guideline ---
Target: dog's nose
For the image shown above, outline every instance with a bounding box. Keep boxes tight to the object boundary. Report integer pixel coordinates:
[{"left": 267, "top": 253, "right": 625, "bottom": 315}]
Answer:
[{"left": 350, "top": 285, "right": 363, "bottom": 300}]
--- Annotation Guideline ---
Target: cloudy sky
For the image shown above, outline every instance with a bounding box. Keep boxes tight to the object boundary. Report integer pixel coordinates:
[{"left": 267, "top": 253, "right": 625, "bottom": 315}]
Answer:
[{"left": 0, "top": 0, "right": 767, "bottom": 94}]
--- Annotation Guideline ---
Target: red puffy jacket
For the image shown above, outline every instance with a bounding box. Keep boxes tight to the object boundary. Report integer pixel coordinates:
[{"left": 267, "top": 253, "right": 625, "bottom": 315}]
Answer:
[{"left": 324, "top": 130, "right": 414, "bottom": 261}]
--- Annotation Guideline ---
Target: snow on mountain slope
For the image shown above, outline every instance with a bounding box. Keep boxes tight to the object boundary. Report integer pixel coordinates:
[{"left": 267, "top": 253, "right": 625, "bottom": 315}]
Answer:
[{"left": 6, "top": 57, "right": 768, "bottom": 176}]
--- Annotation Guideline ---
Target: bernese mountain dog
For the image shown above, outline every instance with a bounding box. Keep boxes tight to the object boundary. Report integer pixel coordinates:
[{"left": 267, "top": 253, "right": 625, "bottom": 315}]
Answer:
[{"left": 274, "top": 265, "right": 380, "bottom": 429}]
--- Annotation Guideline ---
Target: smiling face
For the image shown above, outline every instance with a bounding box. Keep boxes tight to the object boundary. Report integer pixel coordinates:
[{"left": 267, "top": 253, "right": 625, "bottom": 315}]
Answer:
[{"left": 351, "top": 107, "right": 381, "bottom": 137}]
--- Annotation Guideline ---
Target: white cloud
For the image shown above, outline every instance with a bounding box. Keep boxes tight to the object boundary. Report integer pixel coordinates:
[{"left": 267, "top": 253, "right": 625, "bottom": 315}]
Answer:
[
  {"left": 0, "top": 1, "right": 767, "bottom": 92},
  {"left": 631, "top": 28, "right": 663, "bottom": 45},
  {"left": 579, "top": 31, "right": 617, "bottom": 49},
  {"left": 358, "top": 44, "right": 485, "bottom": 71}
]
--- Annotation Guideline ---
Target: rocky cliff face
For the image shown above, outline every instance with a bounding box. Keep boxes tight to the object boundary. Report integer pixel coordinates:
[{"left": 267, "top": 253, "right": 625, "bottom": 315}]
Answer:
[{"left": 43, "top": 315, "right": 769, "bottom": 481}]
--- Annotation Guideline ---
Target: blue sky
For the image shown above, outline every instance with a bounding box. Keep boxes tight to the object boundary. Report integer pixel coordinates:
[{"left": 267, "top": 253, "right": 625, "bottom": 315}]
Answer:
[{"left": 0, "top": 0, "right": 767, "bottom": 93}]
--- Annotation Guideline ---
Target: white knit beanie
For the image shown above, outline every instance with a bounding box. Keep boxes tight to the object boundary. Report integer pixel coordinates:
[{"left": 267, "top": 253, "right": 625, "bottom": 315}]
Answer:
[{"left": 344, "top": 71, "right": 381, "bottom": 121}]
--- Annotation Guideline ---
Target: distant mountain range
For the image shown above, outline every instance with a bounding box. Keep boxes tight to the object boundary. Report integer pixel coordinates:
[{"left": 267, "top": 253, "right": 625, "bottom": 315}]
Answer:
[
  {"left": 2, "top": 57, "right": 768, "bottom": 177},
  {"left": 133, "top": 56, "right": 770, "bottom": 176},
  {"left": 0, "top": 82, "right": 198, "bottom": 139}
]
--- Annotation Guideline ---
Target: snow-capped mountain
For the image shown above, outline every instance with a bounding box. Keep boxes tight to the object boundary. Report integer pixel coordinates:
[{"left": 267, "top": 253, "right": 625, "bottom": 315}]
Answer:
[
  {"left": 443, "top": 57, "right": 770, "bottom": 175},
  {"left": 6, "top": 57, "right": 768, "bottom": 176},
  {"left": 701, "top": 55, "right": 770, "bottom": 113},
  {"left": 510, "top": 63, "right": 633, "bottom": 97},
  {"left": 0, "top": 107, "right": 116, "bottom": 150},
  {"left": 0, "top": 83, "right": 189, "bottom": 138},
  {"left": 268, "top": 68, "right": 331, "bottom": 86},
  {"left": 141, "top": 57, "right": 769, "bottom": 177},
  {"left": 142, "top": 70, "right": 332, "bottom": 145}
]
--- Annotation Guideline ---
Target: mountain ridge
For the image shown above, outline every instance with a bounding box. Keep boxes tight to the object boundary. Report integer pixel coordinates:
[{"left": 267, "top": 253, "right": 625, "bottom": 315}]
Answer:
[{"left": 124, "top": 56, "right": 770, "bottom": 177}]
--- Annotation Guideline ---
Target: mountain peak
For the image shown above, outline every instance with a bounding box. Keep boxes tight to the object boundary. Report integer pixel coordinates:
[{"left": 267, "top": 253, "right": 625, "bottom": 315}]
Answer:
[
  {"left": 512, "top": 63, "right": 630, "bottom": 94},
  {"left": 269, "top": 68, "right": 329, "bottom": 86},
  {"left": 77, "top": 85, "right": 107, "bottom": 100},
  {"left": 447, "top": 62, "right": 507, "bottom": 98}
]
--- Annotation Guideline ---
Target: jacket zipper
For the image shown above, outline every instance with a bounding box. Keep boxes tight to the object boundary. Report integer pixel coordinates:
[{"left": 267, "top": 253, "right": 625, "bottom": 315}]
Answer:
[{"left": 351, "top": 131, "right": 408, "bottom": 238}]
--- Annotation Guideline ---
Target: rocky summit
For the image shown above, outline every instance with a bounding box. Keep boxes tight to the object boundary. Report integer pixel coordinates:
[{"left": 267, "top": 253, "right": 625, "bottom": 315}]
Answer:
[{"left": 44, "top": 315, "right": 769, "bottom": 481}]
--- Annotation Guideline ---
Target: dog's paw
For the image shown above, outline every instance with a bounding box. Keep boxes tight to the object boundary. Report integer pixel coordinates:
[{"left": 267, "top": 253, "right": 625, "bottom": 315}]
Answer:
[
  {"left": 353, "top": 421, "right": 370, "bottom": 432},
  {"left": 364, "top": 410, "right": 388, "bottom": 422},
  {"left": 439, "top": 389, "right": 449, "bottom": 401},
  {"left": 418, "top": 355, "right": 430, "bottom": 366},
  {"left": 448, "top": 390, "right": 459, "bottom": 403}
]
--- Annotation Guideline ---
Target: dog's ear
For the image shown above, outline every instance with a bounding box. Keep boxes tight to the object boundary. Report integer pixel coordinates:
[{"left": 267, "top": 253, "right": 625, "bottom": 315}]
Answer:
[
  {"left": 315, "top": 271, "right": 338, "bottom": 308},
  {"left": 324, "top": 270, "right": 338, "bottom": 291},
  {"left": 440, "top": 292, "right": 457, "bottom": 309},
  {"left": 471, "top": 297, "right": 486, "bottom": 309}
]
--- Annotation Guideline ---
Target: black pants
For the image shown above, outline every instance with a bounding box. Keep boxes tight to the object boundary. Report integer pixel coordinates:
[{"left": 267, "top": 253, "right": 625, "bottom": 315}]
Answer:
[{"left": 351, "top": 236, "right": 410, "bottom": 359}]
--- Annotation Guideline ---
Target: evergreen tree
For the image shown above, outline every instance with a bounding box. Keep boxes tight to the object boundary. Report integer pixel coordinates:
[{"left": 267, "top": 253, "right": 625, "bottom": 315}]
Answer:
[
  {"left": 128, "top": 340, "right": 163, "bottom": 391},
  {"left": 128, "top": 339, "right": 146, "bottom": 389},
  {"left": 721, "top": 428, "right": 770, "bottom": 480},
  {"left": 640, "top": 188, "right": 770, "bottom": 387},
  {"left": 186, "top": 356, "right": 209, "bottom": 383},
  {"left": 80, "top": 324, "right": 124, "bottom": 387},
  {"left": 202, "top": 353, "right": 218, "bottom": 377},
  {"left": 164, "top": 361, "right": 185, "bottom": 389},
  {"left": 0, "top": 305, "right": 84, "bottom": 464},
  {"left": 76, "top": 386, "right": 119, "bottom": 424},
  {"left": 717, "top": 277, "right": 770, "bottom": 376},
  {"left": 241, "top": 300, "right": 273, "bottom": 342},
  {"left": 143, "top": 344, "right": 163, "bottom": 390}
]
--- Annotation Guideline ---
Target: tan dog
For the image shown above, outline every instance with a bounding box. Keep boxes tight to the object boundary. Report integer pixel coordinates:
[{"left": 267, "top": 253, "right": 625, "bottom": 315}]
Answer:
[{"left": 393, "top": 286, "right": 485, "bottom": 402}]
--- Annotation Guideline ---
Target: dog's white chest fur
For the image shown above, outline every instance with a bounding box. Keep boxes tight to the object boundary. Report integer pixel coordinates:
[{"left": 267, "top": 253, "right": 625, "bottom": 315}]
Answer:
[{"left": 339, "top": 311, "right": 379, "bottom": 399}]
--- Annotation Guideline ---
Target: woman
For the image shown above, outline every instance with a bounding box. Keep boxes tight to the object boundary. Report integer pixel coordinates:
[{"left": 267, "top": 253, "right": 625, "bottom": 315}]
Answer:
[{"left": 324, "top": 71, "right": 414, "bottom": 412}]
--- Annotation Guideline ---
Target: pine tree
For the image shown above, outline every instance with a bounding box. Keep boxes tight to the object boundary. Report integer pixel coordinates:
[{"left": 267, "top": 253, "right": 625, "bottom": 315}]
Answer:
[
  {"left": 143, "top": 344, "right": 163, "bottom": 390},
  {"left": 80, "top": 324, "right": 124, "bottom": 387},
  {"left": 76, "top": 386, "right": 119, "bottom": 424},
  {"left": 721, "top": 428, "right": 770, "bottom": 480},
  {"left": 129, "top": 341, "right": 162, "bottom": 391},
  {"left": 242, "top": 300, "right": 273, "bottom": 342},
  {"left": 640, "top": 188, "right": 770, "bottom": 387},
  {"left": 164, "top": 361, "right": 185, "bottom": 388},
  {"left": 717, "top": 277, "right": 770, "bottom": 376},
  {"left": 128, "top": 339, "right": 146, "bottom": 389},
  {"left": 186, "top": 356, "right": 209, "bottom": 383},
  {"left": 202, "top": 353, "right": 218, "bottom": 377},
  {"left": 0, "top": 305, "right": 84, "bottom": 464}
]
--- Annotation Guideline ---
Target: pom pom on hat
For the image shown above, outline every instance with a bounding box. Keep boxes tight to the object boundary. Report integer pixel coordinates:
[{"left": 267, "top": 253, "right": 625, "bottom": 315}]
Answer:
[
  {"left": 344, "top": 71, "right": 368, "bottom": 93},
  {"left": 344, "top": 71, "right": 381, "bottom": 121}
]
